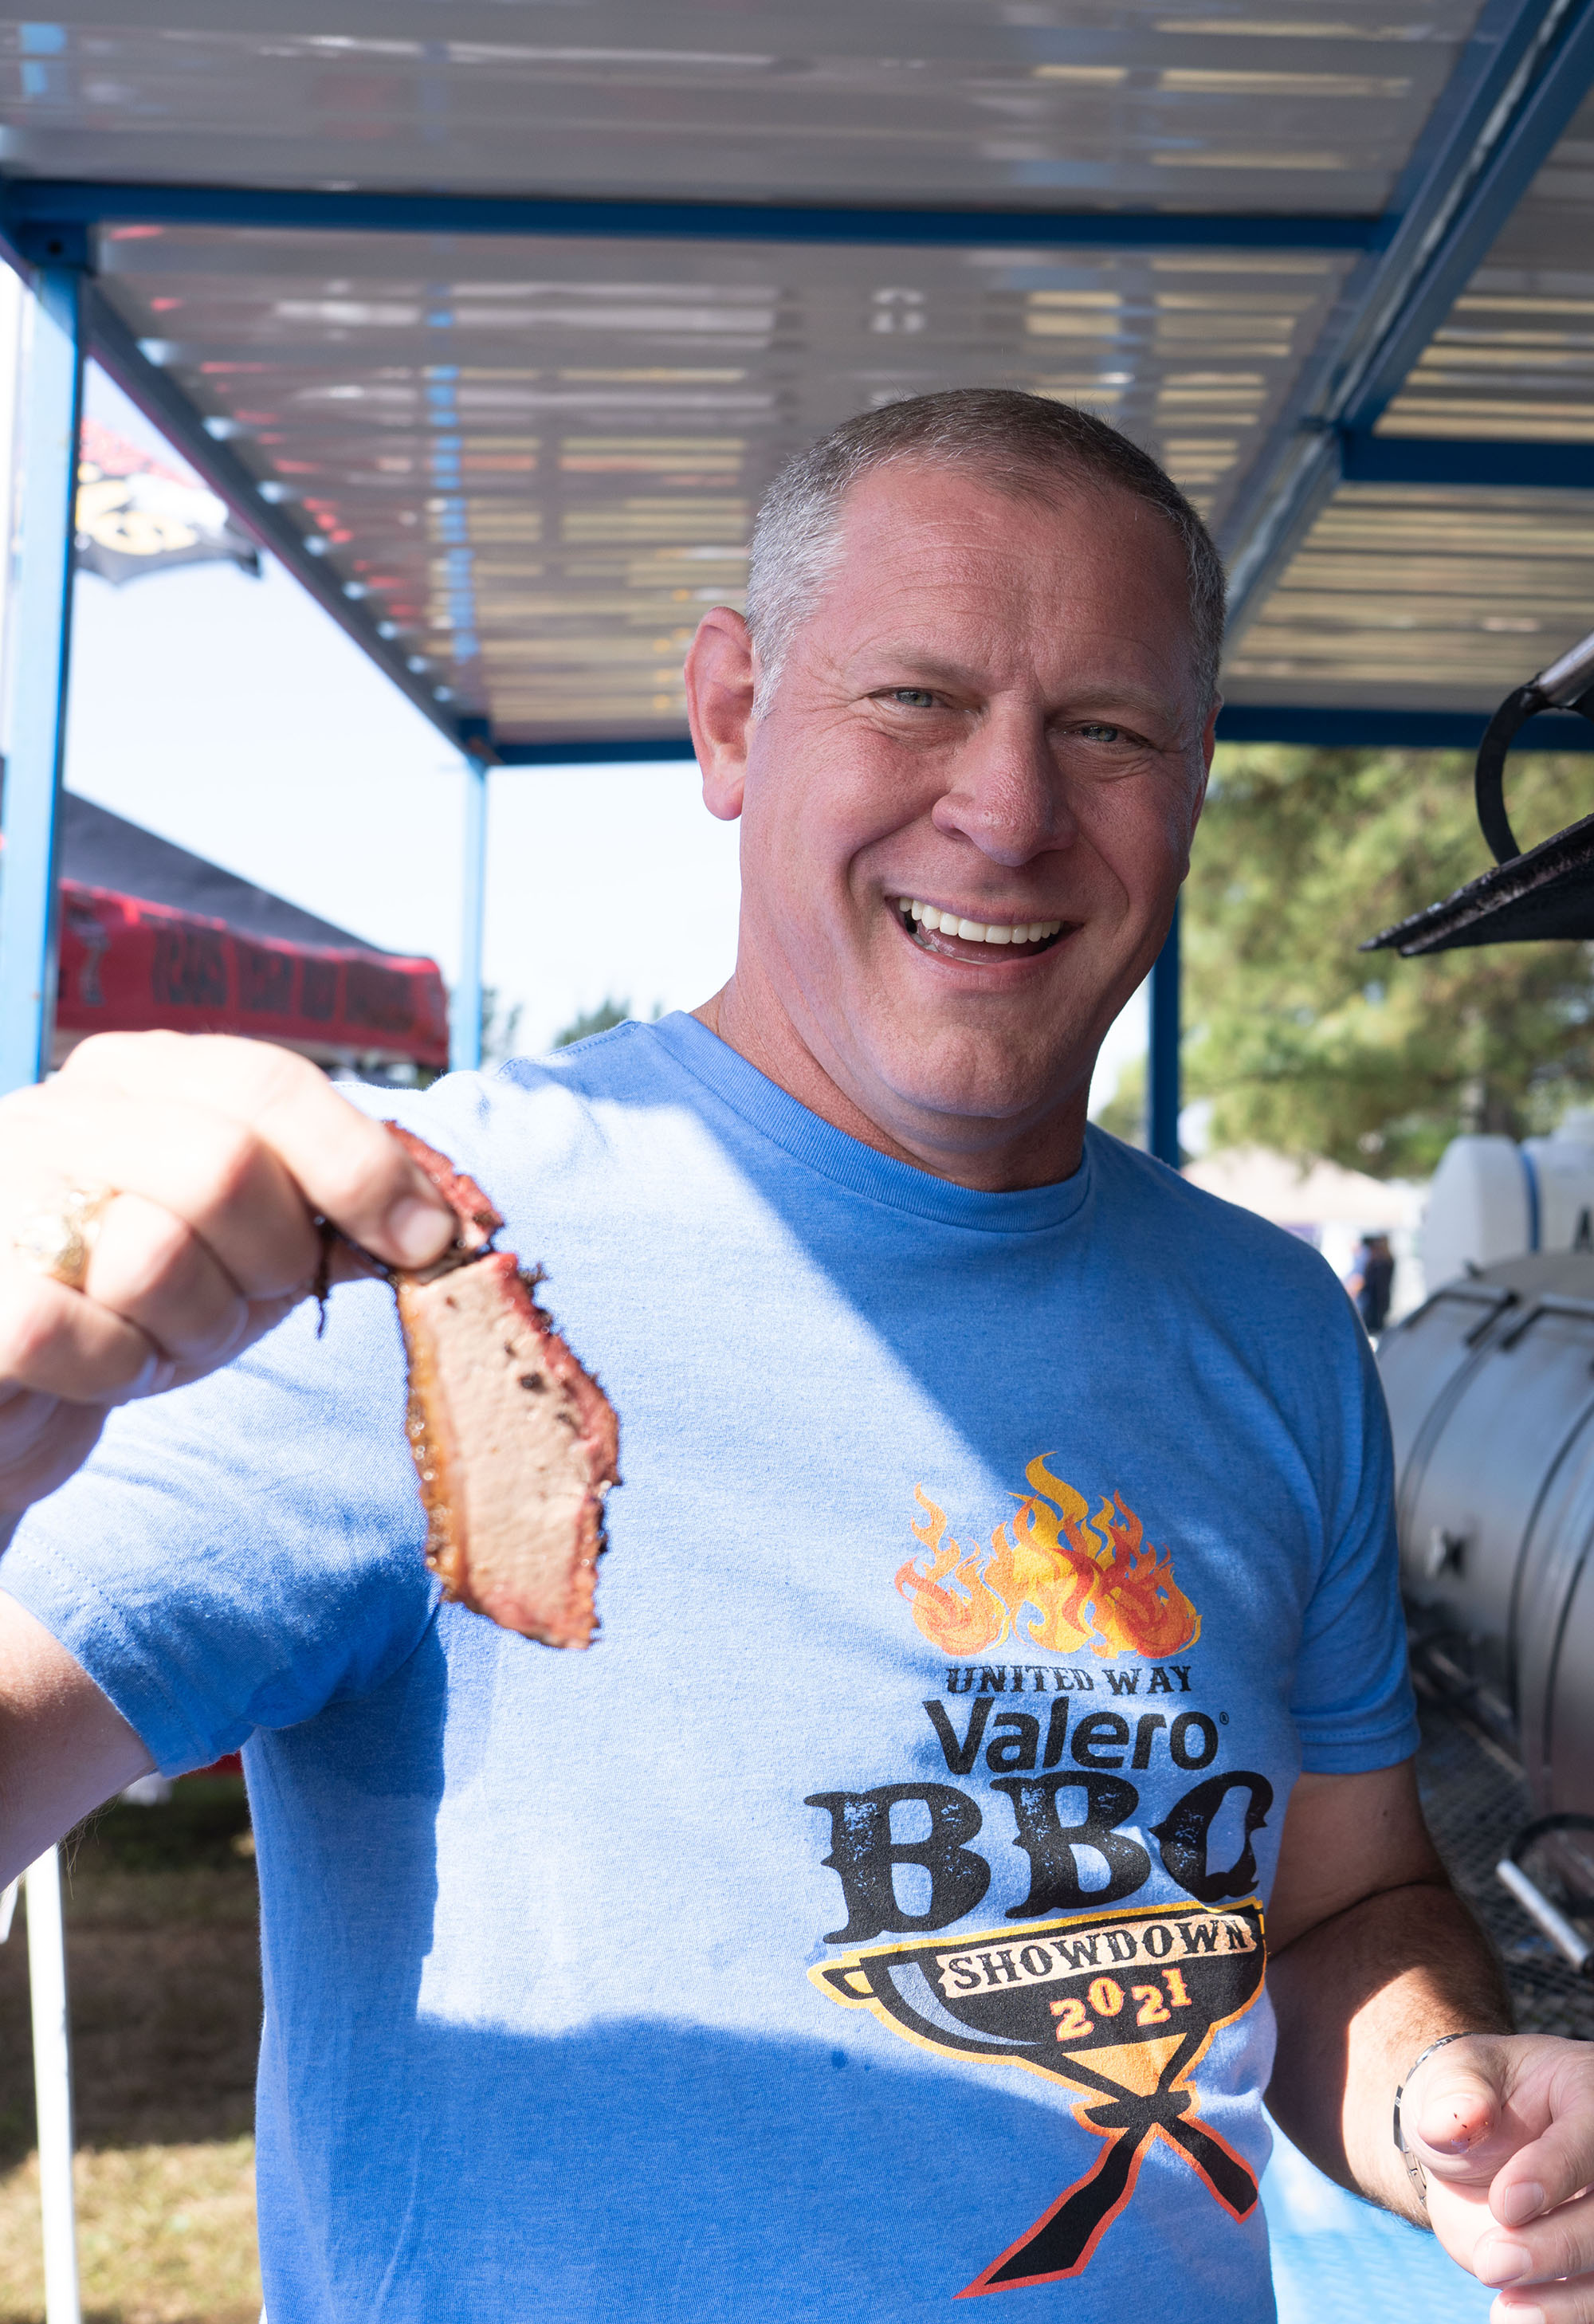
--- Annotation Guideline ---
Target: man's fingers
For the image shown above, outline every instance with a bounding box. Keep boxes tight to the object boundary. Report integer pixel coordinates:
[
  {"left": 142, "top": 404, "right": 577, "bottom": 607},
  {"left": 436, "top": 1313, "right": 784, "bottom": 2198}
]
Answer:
[
  {"left": 57, "top": 1032, "right": 456, "bottom": 1269},
  {"left": 1485, "top": 2051, "right": 1594, "bottom": 2227},
  {"left": 0, "top": 1265, "right": 169, "bottom": 1404},
  {"left": 1415, "top": 2034, "right": 1594, "bottom": 2322},
  {"left": 81, "top": 1193, "right": 251, "bottom": 1368},
  {"left": 1491, "top": 2264, "right": 1594, "bottom": 2324},
  {"left": 0, "top": 1032, "right": 454, "bottom": 1528},
  {"left": 7, "top": 1086, "right": 448, "bottom": 1299},
  {"left": 0, "top": 1387, "right": 108, "bottom": 1508},
  {"left": 7, "top": 1090, "right": 324, "bottom": 1300},
  {"left": 1476, "top": 2185, "right": 1594, "bottom": 2291},
  {"left": 1494, "top": 2288, "right": 1594, "bottom": 2324}
]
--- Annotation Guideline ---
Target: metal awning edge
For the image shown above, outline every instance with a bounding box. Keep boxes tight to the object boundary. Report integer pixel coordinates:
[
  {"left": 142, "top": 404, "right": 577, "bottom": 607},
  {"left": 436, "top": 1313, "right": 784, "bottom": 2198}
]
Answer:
[
  {"left": 82, "top": 281, "right": 476, "bottom": 756},
  {"left": 0, "top": 181, "right": 1386, "bottom": 253}
]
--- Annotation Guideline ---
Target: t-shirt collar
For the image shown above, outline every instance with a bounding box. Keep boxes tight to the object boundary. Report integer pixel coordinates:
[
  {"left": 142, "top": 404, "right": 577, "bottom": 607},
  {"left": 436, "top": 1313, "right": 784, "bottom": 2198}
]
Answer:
[{"left": 648, "top": 1011, "right": 1093, "bottom": 1236}]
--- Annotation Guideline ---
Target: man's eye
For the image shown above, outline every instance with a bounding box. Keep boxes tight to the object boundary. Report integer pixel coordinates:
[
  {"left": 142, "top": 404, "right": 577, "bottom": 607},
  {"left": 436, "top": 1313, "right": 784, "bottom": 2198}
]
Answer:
[
  {"left": 889, "top": 689, "right": 938, "bottom": 710},
  {"left": 1076, "top": 722, "right": 1123, "bottom": 744}
]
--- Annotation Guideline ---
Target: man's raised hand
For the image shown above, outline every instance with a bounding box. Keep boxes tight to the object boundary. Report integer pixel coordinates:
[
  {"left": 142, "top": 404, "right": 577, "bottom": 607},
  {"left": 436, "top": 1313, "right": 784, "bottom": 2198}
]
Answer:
[{"left": 0, "top": 1032, "right": 456, "bottom": 1523}]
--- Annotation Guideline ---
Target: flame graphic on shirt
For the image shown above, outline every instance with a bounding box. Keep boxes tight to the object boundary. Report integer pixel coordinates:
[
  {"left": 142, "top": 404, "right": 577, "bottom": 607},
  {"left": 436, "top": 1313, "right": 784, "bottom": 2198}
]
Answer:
[{"left": 895, "top": 1457, "right": 1200, "bottom": 1663}]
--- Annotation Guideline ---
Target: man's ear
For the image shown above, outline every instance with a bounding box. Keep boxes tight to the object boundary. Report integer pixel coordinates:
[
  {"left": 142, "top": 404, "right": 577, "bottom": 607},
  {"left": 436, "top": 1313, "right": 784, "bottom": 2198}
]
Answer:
[
  {"left": 1190, "top": 693, "right": 1220, "bottom": 834},
  {"left": 685, "top": 607, "right": 756, "bottom": 822},
  {"left": 1200, "top": 693, "right": 1221, "bottom": 773}
]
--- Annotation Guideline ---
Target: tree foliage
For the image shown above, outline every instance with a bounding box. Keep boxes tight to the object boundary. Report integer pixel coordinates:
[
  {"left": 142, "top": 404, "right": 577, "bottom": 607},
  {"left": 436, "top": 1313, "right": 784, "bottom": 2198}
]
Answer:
[
  {"left": 479, "top": 985, "right": 524, "bottom": 1066},
  {"left": 554, "top": 995, "right": 632, "bottom": 1049},
  {"left": 1180, "top": 745, "right": 1594, "bottom": 1180}
]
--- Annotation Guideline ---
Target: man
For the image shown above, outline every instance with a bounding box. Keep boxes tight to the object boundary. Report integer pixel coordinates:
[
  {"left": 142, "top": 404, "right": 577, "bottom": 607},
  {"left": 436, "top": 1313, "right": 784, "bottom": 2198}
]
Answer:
[
  {"left": 0, "top": 391, "right": 1585, "bottom": 2322},
  {"left": 1349, "top": 1232, "right": 1397, "bottom": 1338}
]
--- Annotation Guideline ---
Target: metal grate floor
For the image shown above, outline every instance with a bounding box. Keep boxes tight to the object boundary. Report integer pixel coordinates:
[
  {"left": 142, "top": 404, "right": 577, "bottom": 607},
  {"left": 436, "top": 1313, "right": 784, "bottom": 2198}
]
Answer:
[
  {"left": 1414, "top": 1697, "right": 1594, "bottom": 2040},
  {"left": 1264, "top": 1693, "right": 1592, "bottom": 2318}
]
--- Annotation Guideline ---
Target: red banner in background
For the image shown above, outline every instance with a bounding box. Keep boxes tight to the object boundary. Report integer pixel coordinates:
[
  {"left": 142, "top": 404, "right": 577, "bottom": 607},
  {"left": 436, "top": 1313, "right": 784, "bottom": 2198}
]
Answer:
[{"left": 57, "top": 881, "right": 450, "bottom": 1069}]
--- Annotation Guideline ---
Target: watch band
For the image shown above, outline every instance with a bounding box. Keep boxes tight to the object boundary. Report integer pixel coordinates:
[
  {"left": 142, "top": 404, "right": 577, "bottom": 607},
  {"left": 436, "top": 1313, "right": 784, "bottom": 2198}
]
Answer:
[{"left": 1392, "top": 2031, "right": 1486, "bottom": 2208}]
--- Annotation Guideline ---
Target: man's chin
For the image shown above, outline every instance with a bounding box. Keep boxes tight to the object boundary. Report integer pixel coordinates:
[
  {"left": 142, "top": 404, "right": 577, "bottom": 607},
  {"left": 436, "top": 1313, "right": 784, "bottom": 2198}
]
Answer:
[{"left": 861, "top": 1030, "right": 1096, "bottom": 1140}]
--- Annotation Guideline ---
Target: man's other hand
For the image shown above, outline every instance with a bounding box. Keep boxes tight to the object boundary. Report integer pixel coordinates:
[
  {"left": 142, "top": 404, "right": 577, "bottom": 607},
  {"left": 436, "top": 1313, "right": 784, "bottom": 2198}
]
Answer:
[
  {"left": 0, "top": 1032, "right": 457, "bottom": 1522},
  {"left": 1414, "top": 2032, "right": 1594, "bottom": 2321}
]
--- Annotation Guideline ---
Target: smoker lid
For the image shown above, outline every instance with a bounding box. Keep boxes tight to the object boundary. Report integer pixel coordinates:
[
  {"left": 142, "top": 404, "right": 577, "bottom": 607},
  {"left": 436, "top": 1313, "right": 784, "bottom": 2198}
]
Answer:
[
  {"left": 1364, "top": 811, "right": 1594, "bottom": 955},
  {"left": 1364, "top": 660, "right": 1594, "bottom": 955}
]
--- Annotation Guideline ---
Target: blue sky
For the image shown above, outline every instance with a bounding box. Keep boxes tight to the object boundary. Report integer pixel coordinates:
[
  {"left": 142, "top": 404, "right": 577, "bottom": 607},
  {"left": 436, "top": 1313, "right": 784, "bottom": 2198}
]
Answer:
[{"left": 65, "top": 361, "right": 1148, "bottom": 1093}]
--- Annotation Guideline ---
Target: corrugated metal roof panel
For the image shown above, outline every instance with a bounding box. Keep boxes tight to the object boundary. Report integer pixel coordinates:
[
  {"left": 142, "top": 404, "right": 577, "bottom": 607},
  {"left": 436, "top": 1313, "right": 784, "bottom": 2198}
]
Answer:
[
  {"left": 0, "top": 2, "right": 1481, "bottom": 212},
  {"left": 98, "top": 222, "right": 1353, "bottom": 741},
  {"left": 1222, "top": 482, "right": 1594, "bottom": 710},
  {"left": 1379, "top": 85, "right": 1594, "bottom": 445},
  {"left": 7, "top": 0, "right": 1594, "bottom": 732}
]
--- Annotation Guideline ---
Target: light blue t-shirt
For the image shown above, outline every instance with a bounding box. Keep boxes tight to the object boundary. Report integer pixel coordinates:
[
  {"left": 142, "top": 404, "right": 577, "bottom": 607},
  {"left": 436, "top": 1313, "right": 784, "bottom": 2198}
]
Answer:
[{"left": 3, "top": 1014, "right": 1416, "bottom": 2324}]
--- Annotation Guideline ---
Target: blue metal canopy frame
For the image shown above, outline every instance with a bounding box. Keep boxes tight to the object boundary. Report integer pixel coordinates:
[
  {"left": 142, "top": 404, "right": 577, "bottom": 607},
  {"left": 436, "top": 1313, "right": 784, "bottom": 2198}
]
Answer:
[
  {"left": 0, "top": 0, "right": 1591, "bottom": 1139},
  {"left": 1223, "top": 0, "right": 1594, "bottom": 632},
  {"left": 0, "top": 261, "right": 84, "bottom": 1096},
  {"left": 0, "top": 182, "right": 1388, "bottom": 257},
  {"left": 1338, "top": 438, "right": 1594, "bottom": 492}
]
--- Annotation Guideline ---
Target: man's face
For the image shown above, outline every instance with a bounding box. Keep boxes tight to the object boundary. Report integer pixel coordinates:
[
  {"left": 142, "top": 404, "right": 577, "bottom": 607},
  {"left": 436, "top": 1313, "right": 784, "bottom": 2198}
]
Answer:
[{"left": 691, "top": 461, "right": 1215, "bottom": 1163}]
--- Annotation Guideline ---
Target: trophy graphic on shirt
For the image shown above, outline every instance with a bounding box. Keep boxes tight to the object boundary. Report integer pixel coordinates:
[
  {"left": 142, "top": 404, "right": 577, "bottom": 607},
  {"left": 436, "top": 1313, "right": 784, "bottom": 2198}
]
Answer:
[{"left": 812, "top": 1896, "right": 1265, "bottom": 2295}]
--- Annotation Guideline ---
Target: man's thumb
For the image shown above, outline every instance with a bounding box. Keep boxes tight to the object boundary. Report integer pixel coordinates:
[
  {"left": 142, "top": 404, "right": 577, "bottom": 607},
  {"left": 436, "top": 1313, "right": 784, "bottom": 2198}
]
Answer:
[{"left": 1412, "top": 2046, "right": 1502, "bottom": 2165}]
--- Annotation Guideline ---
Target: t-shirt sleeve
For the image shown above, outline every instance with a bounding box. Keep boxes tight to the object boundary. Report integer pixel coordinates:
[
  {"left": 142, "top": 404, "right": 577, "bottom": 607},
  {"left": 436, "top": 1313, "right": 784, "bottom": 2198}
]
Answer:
[
  {"left": 1287, "top": 1313, "right": 1419, "bottom": 1774},
  {"left": 0, "top": 1278, "right": 438, "bottom": 1776}
]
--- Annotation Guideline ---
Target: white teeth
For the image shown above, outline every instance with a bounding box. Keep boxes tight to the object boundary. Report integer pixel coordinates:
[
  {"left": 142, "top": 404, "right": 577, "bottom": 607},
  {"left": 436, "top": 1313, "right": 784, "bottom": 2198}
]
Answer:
[{"left": 899, "top": 900, "right": 1062, "bottom": 946}]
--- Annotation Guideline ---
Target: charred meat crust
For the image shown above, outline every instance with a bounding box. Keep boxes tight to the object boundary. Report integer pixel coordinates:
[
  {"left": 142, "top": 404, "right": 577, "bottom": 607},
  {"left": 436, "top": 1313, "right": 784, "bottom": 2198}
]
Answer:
[{"left": 383, "top": 1123, "right": 619, "bottom": 1650}]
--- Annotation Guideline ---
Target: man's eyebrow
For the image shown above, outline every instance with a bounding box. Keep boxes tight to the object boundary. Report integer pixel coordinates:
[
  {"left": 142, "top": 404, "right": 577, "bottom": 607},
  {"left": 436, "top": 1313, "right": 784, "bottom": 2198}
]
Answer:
[
  {"left": 857, "top": 649, "right": 987, "bottom": 691},
  {"left": 857, "top": 652, "right": 1185, "bottom": 723},
  {"left": 1046, "top": 686, "right": 1183, "bottom": 722}
]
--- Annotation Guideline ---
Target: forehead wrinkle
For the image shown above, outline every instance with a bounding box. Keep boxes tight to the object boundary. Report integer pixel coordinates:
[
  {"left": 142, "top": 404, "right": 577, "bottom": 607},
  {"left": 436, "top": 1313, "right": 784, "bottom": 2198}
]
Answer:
[
  {"left": 836, "top": 469, "right": 1187, "bottom": 586},
  {"left": 831, "top": 524, "right": 1192, "bottom": 635}
]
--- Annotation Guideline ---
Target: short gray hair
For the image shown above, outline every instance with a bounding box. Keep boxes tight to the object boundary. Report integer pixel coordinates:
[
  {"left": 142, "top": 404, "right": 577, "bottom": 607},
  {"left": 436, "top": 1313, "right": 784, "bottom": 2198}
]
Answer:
[{"left": 744, "top": 388, "right": 1226, "bottom": 715}]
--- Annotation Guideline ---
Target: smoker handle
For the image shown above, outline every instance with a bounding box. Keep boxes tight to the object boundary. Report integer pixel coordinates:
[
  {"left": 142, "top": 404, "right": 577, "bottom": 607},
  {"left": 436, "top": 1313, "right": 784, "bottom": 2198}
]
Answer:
[
  {"left": 1497, "top": 1812, "right": 1594, "bottom": 1972},
  {"left": 1475, "top": 624, "right": 1594, "bottom": 865},
  {"left": 1497, "top": 1860, "right": 1592, "bottom": 1971},
  {"left": 1495, "top": 1294, "right": 1594, "bottom": 1350}
]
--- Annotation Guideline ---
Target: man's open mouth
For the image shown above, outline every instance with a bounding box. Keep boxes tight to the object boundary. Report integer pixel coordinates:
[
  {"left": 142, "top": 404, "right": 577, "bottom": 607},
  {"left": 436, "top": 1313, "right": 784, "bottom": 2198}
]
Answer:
[{"left": 894, "top": 897, "right": 1071, "bottom": 957}]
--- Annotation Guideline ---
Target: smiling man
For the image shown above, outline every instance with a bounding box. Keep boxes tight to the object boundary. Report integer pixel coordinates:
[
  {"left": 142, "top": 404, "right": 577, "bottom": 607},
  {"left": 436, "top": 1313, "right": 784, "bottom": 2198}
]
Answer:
[
  {"left": 2, "top": 391, "right": 1592, "bottom": 2324},
  {"left": 685, "top": 406, "right": 1216, "bottom": 1188}
]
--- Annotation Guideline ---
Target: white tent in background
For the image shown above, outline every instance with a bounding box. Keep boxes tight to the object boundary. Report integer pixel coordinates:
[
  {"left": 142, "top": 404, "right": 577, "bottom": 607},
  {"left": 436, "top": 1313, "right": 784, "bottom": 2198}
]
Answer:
[
  {"left": 1183, "top": 1148, "right": 1420, "bottom": 1233},
  {"left": 1182, "top": 1148, "right": 1427, "bottom": 1318}
]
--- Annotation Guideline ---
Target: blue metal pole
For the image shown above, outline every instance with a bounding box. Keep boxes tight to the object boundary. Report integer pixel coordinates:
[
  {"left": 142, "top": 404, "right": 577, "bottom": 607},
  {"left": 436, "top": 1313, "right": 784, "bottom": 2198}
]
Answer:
[
  {"left": 450, "top": 753, "right": 488, "bottom": 1071},
  {"left": 1148, "top": 901, "right": 1182, "bottom": 1169},
  {"left": 0, "top": 263, "right": 84, "bottom": 1096}
]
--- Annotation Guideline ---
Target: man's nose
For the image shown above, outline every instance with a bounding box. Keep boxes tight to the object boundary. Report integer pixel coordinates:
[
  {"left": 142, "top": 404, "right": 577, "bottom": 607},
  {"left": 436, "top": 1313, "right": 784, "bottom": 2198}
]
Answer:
[{"left": 929, "top": 710, "right": 1072, "bottom": 867}]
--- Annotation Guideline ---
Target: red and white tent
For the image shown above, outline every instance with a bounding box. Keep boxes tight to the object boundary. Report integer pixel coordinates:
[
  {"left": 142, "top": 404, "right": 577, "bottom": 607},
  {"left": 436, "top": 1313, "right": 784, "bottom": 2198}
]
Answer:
[{"left": 52, "top": 793, "right": 449, "bottom": 1076}]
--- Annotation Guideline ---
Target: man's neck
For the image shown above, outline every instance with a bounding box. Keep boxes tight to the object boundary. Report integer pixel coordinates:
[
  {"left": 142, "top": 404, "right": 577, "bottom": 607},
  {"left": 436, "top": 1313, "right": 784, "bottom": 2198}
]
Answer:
[{"left": 692, "top": 979, "right": 1091, "bottom": 1195}]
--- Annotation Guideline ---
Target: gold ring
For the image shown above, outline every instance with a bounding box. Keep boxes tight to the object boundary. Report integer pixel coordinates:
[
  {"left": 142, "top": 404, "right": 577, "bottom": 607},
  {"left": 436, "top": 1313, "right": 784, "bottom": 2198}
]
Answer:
[{"left": 13, "top": 1184, "right": 116, "bottom": 1291}]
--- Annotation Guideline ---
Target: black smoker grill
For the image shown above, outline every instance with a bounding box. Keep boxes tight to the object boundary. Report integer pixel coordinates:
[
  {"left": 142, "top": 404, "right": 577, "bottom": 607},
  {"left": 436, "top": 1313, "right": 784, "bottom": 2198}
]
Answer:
[{"left": 1372, "top": 623, "right": 1594, "bottom": 1969}]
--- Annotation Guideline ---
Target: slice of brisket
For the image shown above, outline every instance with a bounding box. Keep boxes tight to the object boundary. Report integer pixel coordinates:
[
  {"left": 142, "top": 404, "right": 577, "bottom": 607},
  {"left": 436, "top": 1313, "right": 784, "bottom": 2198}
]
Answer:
[{"left": 383, "top": 1124, "right": 619, "bottom": 1648}]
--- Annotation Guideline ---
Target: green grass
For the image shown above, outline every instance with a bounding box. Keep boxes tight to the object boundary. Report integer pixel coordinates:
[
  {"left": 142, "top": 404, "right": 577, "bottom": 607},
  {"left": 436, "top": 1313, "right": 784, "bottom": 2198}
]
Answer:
[
  {"left": 0, "top": 2141, "right": 260, "bottom": 2324},
  {"left": 0, "top": 1782, "right": 263, "bottom": 2323}
]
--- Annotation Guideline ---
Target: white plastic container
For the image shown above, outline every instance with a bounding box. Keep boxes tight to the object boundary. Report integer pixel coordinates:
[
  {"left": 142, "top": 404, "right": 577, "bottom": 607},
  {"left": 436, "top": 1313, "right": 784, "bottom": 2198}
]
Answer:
[{"left": 1422, "top": 1117, "right": 1594, "bottom": 1290}]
